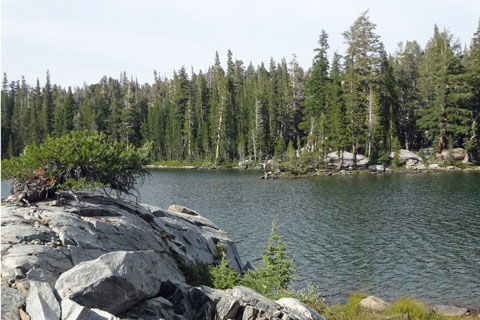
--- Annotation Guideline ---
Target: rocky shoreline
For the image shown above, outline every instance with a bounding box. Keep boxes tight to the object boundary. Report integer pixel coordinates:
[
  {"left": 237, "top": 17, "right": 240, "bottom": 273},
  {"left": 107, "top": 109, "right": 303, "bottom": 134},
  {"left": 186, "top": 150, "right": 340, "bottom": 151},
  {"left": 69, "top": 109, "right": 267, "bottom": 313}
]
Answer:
[
  {"left": 1, "top": 195, "right": 476, "bottom": 319},
  {"left": 1, "top": 195, "right": 326, "bottom": 320}
]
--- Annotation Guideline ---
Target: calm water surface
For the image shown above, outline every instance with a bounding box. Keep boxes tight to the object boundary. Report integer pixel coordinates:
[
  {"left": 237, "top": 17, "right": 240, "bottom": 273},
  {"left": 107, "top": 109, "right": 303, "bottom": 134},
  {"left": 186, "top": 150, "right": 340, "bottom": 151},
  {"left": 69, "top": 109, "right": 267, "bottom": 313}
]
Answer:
[{"left": 2, "top": 170, "right": 479, "bottom": 307}]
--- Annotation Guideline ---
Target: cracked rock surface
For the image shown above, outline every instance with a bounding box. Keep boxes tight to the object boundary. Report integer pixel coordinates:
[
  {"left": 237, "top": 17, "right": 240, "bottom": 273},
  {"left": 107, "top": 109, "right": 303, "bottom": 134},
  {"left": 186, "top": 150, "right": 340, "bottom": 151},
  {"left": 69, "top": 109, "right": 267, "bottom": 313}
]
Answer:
[{"left": 1, "top": 195, "right": 325, "bottom": 320}]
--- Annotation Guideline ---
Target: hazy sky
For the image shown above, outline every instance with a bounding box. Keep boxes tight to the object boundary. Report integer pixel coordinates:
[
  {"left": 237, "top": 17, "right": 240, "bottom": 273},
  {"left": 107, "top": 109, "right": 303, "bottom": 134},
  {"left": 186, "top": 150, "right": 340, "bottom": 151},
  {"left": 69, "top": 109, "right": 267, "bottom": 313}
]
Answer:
[{"left": 1, "top": 0, "right": 479, "bottom": 88}]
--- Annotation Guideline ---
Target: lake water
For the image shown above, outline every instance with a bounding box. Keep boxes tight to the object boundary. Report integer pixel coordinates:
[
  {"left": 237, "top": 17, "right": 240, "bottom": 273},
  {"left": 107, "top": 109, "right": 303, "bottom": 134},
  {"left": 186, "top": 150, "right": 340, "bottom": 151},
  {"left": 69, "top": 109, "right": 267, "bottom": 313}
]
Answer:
[{"left": 2, "top": 170, "right": 479, "bottom": 307}]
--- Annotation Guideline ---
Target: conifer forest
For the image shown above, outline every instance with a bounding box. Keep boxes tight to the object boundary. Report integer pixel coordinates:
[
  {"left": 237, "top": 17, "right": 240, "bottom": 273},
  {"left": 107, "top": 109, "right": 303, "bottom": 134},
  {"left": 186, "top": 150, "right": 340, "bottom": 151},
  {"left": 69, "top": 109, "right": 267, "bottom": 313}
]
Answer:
[{"left": 2, "top": 13, "right": 480, "bottom": 165}]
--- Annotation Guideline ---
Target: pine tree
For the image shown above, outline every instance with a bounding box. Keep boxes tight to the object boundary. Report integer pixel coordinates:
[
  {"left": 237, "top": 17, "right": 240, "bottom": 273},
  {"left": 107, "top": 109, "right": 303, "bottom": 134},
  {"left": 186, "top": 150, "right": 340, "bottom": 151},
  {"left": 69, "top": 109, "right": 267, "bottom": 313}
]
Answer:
[
  {"left": 343, "top": 11, "right": 383, "bottom": 163},
  {"left": 39, "top": 71, "right": 54, "bottom": 139},
  {"left": 301, "top": 30, "right": 330, "bottom": 156},
  {"left": 393, "top": 41, "right": 423, "bottom": 150},
  {"left": 417, "top": 26, "right": 472, "bottom": 161}
]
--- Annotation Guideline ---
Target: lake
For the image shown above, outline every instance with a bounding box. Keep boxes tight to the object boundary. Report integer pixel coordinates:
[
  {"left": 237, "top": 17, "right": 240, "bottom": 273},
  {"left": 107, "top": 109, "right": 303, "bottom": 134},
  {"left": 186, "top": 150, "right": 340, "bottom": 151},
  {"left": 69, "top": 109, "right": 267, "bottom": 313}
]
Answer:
[{"left": 2, "top": 170, "right": 479, "bottom": 307}]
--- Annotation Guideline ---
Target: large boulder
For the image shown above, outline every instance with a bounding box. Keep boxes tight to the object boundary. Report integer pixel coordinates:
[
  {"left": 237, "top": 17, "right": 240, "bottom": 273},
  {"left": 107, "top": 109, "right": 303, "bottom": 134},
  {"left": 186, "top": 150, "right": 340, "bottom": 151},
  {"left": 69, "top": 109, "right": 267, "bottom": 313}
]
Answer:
[
  {"left": 276, "top": 297, "right": 326, "bottom": 320},
  {"left": 150, "top": 206, "right": 243, "bottom": 271},
  {"left": 390, "top": 149, "right": 422, "bottom": 163},
  {"left": 26, "top": 281, "right": 61, "bottom": 320},
  {"left": 1, "top": 286, "right": 25, "bottom": 320},
  {"left": 441, "top": 148, "right": 466, "bottom": 161},
  {"left": 215, "top": 286, "right": 325, "bottom": 320},
  {"left": 55, "top": 250, "right": 184, "bottom": 315},
  {"left": 359, "top": 295, "right": 389, "bottom": 312},
  {"left": 368, "top": 164, "right": 385, "bottom": 172},
  {"left": 326, "top": 151, "right": 367, "bottom": 167},
  {"left": 1, "top": 195, "right": 243, "bottom": 286},
  {"left": 433, "top": 304, "right": 469, "bottom": 317}
]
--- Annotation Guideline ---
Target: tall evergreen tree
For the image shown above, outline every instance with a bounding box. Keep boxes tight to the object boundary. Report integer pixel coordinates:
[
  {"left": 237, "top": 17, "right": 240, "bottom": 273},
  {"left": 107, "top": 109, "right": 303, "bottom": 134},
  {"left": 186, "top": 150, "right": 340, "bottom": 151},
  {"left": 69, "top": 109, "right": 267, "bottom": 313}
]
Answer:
[{"left": 301, "top": 30, "right": 330, "bottom": 155}]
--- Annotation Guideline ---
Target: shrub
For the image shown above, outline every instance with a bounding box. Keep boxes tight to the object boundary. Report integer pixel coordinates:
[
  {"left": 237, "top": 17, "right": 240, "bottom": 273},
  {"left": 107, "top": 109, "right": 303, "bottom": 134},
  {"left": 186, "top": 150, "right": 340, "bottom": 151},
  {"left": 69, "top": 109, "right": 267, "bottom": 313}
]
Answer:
[
  {"left": 241, "top": 221, "right": 294, "bottom": 299},
  {"left": 209, "top": 243, "right": 241, "bottom": 290},
  {"left": 179, "top": 260, "right": 213, "bottom": 287},
  {"left": 1, "top": 131, "right": 152, "bottom": 200}
]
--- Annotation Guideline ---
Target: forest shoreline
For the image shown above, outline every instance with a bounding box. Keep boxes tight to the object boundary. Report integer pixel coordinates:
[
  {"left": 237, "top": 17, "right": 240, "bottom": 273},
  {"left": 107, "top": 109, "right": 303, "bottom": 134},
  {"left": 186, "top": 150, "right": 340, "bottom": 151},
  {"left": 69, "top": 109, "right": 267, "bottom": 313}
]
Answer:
[{"left": 144, "top": 162, "right": 480, "bottom": 177}]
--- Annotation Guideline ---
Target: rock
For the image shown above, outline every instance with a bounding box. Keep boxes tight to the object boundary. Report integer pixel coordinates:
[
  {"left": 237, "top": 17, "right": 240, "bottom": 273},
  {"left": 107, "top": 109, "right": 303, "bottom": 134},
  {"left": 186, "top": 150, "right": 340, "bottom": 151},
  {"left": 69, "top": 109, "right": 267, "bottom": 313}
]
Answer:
[
  {"left": 1, "top": 286, "right": 26, "bottom": 320},
  {"left": 326, "top": 151, "right": 368, "bottom": 167},
  {"left": 26, "top": 269, "right": 58, "bottom": 290},
  {"left": 1, "top": 244, "right": 73, "bottom": 283},
  {"left": 15, "top": 279, "right": 30, "bottom": 296},
  {"left": 451, "top": 148, "right": 466, "bottom": 160},
  {"left": 368, "top": 164, "right": 385, "bottom": 172},
  {"left": 390, "top": 149, "right": 422, "bottom": 163},
  {"left": 55, "top": 250, "right": 184, "bottom": 315},
  {"left": 276, "top": 297, "right": 326, "bottom": 320},
  {"left": 157, "top": 282, "right": 217, "bottom": 319},
  {"left": 433, "top": 304, "right": 469, "bottom": 317},
  {"left": 406, "top": 159, "right": 418, "bottom": 169},
  {"left": 152, "top": 208, "right": 243, "bottom": 271},
  {"left": 416, "top": 163, "right": 426, "bottom": 170},
  {"left": 89, "top": 309, "right": 120, "bottom": 320},
  {"left": 61, "top": 299, "right": 92, "bottom": 320},
  {"left": 441, "top": 148, "right": 466, "bottom": 161},
  {"left": 359, "top": 295, "right": 389, "bottom": 312},
  {"left": 215, "top": 286, "right": 321, "bottom": 320},
  {"left": 119, "top": 296, "right": 177, "bottom": 320},
  {"left": 19, "top": 310, "right": 30, "bottom": 320},
  {"left": 26, "top": 281, "right": 61, "bottom": 320},
  {"left": 168, "top": 204, "right": 199, "bottom": 216},
  {"left": 428, "top": 164, "right": 439, "bottom": 169}
]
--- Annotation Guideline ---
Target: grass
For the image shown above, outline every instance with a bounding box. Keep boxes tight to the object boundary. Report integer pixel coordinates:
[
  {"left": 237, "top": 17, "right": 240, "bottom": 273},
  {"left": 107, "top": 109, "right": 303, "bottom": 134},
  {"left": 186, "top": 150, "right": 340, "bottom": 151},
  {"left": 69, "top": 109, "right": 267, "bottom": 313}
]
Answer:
[{"left": 318, "top": 293, "right": 476, "bottom": 320}]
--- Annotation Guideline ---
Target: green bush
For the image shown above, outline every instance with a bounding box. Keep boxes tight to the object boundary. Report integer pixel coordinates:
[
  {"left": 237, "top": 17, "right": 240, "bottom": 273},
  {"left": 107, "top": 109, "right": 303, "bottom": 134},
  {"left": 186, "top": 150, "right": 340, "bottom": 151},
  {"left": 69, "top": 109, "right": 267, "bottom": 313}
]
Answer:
[
  {"left": 241, "top": 221, "right": 294, "bottom": 299},
  {"left": 209, "top": 243, "right": 241, "bottom": 289},
  {"left": 179, "top": 260, "right": 213, "bottom": 287},
  {"left": 1, "top": 130, "right": 152, "bottom": 199}
]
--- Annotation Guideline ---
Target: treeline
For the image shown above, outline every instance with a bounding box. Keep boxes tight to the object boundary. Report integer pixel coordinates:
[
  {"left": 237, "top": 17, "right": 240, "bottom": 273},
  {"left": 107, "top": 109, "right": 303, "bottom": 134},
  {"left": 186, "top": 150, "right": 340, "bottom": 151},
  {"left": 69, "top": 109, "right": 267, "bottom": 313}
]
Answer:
[{"left": 2, "top": 12, "right": 480, "bottom": 164}]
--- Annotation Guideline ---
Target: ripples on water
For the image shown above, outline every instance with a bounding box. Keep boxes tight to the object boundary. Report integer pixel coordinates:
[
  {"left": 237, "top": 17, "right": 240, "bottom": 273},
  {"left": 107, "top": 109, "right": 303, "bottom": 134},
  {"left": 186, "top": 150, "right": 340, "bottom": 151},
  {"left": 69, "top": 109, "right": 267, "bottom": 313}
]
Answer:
[{"left": 2, "top": 170, "right": 479, "bottom": 307}]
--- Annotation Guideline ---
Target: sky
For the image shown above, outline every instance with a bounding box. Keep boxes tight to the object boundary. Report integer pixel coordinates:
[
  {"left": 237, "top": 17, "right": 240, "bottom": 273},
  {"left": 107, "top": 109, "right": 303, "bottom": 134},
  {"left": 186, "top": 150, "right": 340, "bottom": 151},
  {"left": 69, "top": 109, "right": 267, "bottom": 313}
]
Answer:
[{"left": 1, "top": 0, "right": 479, "bottom": 88}]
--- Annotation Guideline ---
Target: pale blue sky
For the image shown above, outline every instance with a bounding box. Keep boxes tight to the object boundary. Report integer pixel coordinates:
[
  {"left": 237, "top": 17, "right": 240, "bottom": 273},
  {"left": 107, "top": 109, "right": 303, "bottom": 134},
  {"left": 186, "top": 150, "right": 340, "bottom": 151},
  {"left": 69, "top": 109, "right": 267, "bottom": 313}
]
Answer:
[{"left": 1, "top": 0, "right": 479, "bottom": 88}]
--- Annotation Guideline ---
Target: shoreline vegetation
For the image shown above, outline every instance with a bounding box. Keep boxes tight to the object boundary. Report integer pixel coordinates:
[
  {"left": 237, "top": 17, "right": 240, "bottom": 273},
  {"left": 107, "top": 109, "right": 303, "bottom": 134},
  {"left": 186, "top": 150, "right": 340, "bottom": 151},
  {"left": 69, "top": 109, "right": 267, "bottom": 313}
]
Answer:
[{"left": 144, "top": 157, "right": 480, "bottom": 179}]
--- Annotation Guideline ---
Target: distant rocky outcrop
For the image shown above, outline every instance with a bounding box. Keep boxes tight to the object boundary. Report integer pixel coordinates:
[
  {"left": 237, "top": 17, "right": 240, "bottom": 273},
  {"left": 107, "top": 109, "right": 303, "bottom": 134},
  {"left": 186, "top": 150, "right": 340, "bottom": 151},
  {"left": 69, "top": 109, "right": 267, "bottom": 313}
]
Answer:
[
  {"left": 326, "top": 151, "right": 368, "bottom": 168},
  {"left": 1, "top": 195, "right": 326, "bottom": 320}
]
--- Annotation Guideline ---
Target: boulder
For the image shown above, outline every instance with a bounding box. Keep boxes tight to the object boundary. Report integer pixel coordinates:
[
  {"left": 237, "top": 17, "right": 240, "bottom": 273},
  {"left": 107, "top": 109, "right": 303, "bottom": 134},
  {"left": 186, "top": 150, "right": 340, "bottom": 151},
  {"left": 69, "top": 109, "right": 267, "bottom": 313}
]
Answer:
[
  {"left": 433, "top": 304, "right": 469, "bottom": 317},
  {"left": 55, "top": 250, "right": 184, "bottom": 315},
  {"left": 119, "top": 296, "right": 177, "bottom": 320},
  {"left": 451, "top": 148, "right": 466, "bottom": 160},
  {"left": 276, "top": 297, "right": 326, "bottom": 320},
  {"left": 168, "top": 204, "right": 199, "bottom": 216},
  {"left": 406, "top": 159, "right": 418, "bottom": 169},
  {"left": 152, "top": 208, "right": 243, "bottom": 271},
  {"left": 390, "top": 149, "right": 422, "bottom": 163},
  {"left": 359, "top": 295, "right": 389, "bottom": 312},
  {"left": 1, "top": 286, "right": 26, "bottom": 320},
  {"left": 326, "top": 151, "right": 367, "bottom": 167},
  {"left": 26, "top": 281, "right": 61, "bottom": 320},
  {"left": 60, "top": 299, "right": 92, "bottom": 320},
  {"left": 214, "top": 286, "right": 323, "bottom": 320},
  {"left": 429, "top": 164, "right": 439, "bottom": 169},
  {"left": 441, "top": 148, "right": 466, "bottom": 161},
  {"left": 368, "top": 164, "right": 385, "bottom": 172}
]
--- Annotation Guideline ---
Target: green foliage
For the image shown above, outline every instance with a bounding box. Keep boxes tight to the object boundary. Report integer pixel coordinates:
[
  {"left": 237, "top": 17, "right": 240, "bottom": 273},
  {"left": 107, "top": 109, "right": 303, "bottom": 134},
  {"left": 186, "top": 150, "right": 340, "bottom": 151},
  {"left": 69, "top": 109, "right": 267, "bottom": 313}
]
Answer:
[
  {"left": 286, "top": 140, "right": 296, "bottom": 162},
  {"left": 241, "top": 221, "right": 294, "bottom": 299},
  {"left": 209, "top": 243, "right": 241, "bottom": 290},
  {"left": 274, "top": 135, "right": 286, "bottom": 159},
  {"left": 377, "top": 152, "right": 391, "bottom": 166},
  {"left": 179, "top": 260, "right": 213, "bottom": 287},
  {"left": 1, "top": 131, "right": 152, "bottom": 198},
  {"left": 392, "top": 137, "right": 402, "bottom": 167}
]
